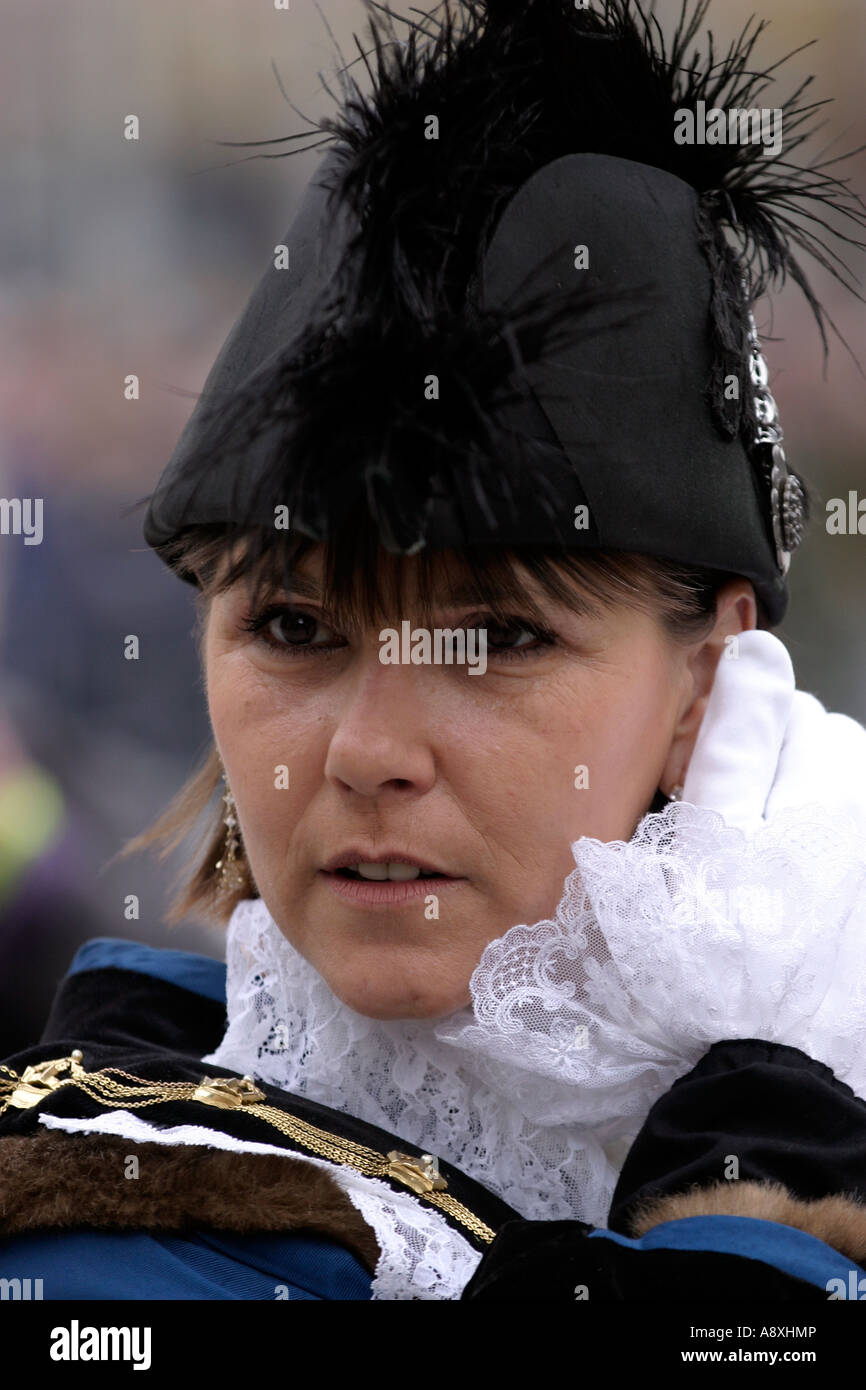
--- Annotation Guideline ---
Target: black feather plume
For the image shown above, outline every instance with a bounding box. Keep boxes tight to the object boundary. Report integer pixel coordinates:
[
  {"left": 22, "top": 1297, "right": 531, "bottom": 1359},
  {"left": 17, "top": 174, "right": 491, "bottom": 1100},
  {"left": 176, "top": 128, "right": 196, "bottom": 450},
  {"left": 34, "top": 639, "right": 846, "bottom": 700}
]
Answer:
[{"left": 179, "top": 0, "right": 865, "bottom": 556}]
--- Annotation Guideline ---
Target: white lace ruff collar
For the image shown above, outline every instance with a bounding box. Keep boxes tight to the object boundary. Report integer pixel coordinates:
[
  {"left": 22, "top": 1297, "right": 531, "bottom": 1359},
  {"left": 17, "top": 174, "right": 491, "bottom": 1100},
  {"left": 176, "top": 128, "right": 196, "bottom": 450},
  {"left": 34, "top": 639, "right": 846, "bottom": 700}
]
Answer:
[{"left": 205, "top": 799, "right": 866, "bottom": 1231}]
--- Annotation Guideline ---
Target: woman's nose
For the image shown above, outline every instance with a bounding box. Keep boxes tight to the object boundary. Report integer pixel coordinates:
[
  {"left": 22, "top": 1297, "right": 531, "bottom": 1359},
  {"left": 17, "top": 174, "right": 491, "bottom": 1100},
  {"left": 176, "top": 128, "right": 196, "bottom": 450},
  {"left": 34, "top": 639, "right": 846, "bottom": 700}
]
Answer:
[{"left": 322, "top": 657, "right": 438, "bottom": 799}]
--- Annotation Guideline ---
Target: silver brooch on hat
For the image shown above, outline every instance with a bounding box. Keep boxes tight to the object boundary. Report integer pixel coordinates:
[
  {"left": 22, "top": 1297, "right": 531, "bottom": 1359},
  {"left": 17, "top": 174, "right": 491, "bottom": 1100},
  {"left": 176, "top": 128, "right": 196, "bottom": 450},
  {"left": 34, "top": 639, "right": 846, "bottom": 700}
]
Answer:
[{"left": 743, "top": 288, "right": 807, "bottom": 575}]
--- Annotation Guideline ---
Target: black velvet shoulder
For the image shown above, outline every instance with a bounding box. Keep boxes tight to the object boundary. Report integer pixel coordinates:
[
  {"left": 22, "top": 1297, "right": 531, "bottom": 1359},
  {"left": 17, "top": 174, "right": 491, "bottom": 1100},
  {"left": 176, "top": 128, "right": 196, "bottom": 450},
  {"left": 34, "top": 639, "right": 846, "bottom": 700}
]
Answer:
[{"left": 0, "top": 960, "right": 520, "bottom": 1254}]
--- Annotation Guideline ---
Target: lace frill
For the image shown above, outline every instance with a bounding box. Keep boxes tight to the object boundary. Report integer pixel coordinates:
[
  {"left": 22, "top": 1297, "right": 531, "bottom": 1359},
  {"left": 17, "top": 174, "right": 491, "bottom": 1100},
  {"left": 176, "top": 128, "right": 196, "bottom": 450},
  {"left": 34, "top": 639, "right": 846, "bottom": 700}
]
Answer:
[{"left": 205, "top": 798, "right": 866, "bottom": 1293}]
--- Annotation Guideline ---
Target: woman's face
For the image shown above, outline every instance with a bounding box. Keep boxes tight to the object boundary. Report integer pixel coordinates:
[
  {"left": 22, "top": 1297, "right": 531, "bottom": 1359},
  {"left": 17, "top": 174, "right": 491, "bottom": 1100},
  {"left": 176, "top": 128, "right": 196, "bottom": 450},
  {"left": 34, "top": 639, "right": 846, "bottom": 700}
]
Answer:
[{"left": 205, "top": 547, "right": 752, "bottom": 1019}]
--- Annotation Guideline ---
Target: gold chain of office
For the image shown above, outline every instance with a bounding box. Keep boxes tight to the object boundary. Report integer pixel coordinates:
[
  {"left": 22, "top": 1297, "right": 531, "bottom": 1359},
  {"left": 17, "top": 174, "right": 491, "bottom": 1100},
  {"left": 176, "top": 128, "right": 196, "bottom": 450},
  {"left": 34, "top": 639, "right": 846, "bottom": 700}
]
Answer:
[{"left": 0, "top": 1052, "right": 495, "bottom": 1244}]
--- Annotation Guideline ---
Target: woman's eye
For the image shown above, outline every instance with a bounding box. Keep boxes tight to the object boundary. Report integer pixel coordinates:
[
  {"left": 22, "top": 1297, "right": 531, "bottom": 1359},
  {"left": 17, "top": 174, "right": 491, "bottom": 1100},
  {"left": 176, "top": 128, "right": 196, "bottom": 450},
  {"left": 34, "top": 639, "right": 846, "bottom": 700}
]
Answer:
[
  {"left": 241, "top": 605, "right": 342, "bottom": 655},
  {"left": 239, "top": 605, "right": 555, "bottom": 662},
  {"left": 471, "top": 618, "right": 556, "bottom": 659},
  {"left": 487, "top": 622, "right": 532, "bottom": 649}
]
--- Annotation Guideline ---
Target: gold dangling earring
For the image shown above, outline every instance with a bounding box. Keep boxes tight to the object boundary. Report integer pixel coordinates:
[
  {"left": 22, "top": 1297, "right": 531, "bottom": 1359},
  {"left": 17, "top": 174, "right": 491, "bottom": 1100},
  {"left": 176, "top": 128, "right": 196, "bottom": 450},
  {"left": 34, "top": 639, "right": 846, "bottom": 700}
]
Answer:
[{"left": 214, "top": 775, "right": 248, "bottom": 899}]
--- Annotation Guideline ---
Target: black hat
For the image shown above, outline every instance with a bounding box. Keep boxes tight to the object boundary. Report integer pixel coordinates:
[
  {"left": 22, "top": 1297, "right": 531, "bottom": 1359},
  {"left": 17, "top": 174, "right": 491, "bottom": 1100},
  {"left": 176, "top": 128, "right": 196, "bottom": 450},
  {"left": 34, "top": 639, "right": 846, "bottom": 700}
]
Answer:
[{"left": 143, "top": 0, "right": 865, "bottom": 625}]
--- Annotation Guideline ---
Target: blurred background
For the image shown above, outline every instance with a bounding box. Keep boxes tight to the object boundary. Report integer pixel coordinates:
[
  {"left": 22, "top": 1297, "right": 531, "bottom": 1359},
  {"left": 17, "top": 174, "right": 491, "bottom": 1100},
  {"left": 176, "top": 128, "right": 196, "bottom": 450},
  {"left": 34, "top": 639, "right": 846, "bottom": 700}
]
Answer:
[{"left": 0, "top": 0, "right": 863, "bottom": 1050}]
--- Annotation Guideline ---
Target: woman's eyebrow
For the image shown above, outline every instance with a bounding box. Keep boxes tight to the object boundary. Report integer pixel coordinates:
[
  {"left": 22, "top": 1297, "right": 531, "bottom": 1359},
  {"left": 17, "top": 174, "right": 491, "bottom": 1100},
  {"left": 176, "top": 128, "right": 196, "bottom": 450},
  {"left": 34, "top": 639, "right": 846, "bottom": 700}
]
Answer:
[
  {"left": 436, "top": 582, "right": 540, "bottom": 607},
  {"left": 274, "top": 575, "right": 526, "bottom": 606},
  {"left": 270, "top": 573, "right": 321, "bottom": 600},
  {"left": 263, "top": 572, "right": 558, "bottom": 618}
]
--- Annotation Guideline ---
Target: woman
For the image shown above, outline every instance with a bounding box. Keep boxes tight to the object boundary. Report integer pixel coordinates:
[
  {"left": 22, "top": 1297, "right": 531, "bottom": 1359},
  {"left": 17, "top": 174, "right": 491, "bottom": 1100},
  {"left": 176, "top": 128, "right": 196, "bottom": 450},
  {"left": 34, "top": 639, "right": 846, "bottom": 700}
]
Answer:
[{"left": 2, "top": 0, "right": 866, "bottom": 1302}]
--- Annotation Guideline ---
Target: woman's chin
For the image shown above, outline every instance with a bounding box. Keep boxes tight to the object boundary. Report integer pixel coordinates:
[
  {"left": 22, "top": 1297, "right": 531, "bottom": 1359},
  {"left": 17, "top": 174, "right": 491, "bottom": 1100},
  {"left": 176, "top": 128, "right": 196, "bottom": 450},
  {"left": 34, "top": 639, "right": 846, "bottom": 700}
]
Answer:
[{"left": 321, "top": 968, "right": 472, "bottom": 1022}]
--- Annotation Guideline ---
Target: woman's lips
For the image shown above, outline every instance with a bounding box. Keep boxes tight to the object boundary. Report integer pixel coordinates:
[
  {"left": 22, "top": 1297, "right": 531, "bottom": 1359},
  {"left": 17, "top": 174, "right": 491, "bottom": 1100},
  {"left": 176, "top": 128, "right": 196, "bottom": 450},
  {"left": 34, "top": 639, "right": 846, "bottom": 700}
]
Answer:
[{"left": 320, "top": 870, "right": 466, "bottom": 907}]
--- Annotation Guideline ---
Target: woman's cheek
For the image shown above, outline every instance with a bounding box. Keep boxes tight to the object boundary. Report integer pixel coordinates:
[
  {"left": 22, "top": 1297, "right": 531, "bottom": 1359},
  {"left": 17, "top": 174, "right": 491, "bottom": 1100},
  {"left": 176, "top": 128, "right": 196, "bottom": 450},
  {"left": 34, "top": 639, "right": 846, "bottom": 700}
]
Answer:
[
  {"left": 209, "top": 643, "right": 311, "bottom": 746},
  {"left": 207, "top": 655, "right": 317, "bottom": 833},
  {"left": 569, "top": 668, "right": 676, "bottom": 838}
]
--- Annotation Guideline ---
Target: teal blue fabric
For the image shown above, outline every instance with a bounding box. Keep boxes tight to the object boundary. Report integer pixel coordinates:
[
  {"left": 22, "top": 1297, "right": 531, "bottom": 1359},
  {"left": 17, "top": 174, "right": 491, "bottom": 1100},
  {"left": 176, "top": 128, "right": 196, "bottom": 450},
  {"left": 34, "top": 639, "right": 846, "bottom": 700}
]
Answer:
[
  {"left": 0, "top": 1228, "right": 372, "bottom": 1300},
  {"left": 67, "top": 937, "right": 226, "bottom": 1005},
  {"left": 591, "top": 1215, "right": 865, "bottom": 1293}
]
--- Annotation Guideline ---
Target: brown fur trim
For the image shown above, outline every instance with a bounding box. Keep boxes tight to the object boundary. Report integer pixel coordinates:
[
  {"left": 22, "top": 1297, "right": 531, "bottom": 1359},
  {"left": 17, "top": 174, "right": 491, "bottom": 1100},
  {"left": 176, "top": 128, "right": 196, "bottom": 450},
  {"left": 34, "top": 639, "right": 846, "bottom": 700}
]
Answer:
[
  {"left": 628, "top": 1180, "right": 866, "bottom": 1262},
  {"left": 0, "top": 1131, "right": 379, "bottom": 1273}
]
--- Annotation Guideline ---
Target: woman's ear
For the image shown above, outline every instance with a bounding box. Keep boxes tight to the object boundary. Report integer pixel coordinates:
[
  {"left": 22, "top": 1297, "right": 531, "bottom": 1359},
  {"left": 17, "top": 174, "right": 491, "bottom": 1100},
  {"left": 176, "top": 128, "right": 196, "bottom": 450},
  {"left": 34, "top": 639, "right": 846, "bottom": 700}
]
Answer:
[{"left": 659, "top": 580, "right": 758, "bottom": 796}]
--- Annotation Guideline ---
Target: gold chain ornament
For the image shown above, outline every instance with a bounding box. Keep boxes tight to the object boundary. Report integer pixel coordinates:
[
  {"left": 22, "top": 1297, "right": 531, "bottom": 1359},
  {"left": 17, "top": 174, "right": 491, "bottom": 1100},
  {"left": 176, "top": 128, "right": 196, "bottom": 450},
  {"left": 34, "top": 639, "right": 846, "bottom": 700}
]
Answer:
[{"left": 0, "top": 1053, "right": 494, "bottom": 1244}]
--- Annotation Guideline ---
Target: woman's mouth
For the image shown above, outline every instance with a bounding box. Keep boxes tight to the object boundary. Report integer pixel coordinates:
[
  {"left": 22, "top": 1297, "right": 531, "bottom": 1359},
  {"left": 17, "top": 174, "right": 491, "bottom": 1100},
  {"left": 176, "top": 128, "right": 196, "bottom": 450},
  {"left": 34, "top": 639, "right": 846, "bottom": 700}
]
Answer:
[
  {"left": 338, "top": 862, "right": 442, "bottom": 882},
  {"left": 320, "top": 864, "right": 465, "bottom": 906}
]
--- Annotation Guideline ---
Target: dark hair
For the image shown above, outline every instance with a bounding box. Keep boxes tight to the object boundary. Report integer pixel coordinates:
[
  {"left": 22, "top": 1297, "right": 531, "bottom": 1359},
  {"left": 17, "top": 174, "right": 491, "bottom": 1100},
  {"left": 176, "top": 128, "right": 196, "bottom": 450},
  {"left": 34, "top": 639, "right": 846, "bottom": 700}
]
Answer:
[{"left": 122, "top": 516, "right": 759, "bottom": 924}]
